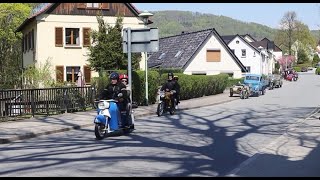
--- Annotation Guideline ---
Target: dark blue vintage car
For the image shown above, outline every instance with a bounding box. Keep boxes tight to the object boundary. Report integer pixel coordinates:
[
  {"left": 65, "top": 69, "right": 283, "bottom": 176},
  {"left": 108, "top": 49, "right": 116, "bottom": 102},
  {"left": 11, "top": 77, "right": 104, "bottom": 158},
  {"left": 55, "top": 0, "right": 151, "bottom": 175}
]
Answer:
[{"left": 243, "top": 74, "right": 267, "bottom": 97}]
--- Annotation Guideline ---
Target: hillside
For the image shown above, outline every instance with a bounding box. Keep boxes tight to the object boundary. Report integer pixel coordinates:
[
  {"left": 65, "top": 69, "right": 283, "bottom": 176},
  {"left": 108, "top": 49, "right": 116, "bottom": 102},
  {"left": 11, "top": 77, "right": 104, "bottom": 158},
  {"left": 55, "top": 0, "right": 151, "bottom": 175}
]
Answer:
[{"left": 148, "top": 10, "right": 275, "bottom": 40}]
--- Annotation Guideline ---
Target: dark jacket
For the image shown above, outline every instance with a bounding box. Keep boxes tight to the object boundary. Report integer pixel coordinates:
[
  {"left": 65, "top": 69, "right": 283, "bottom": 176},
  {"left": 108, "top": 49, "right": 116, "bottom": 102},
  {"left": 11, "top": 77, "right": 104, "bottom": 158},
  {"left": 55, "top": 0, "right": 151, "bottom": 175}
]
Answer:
[
  {"left": 100, "top": 82, "right": 127, "bottom": 100},
  {"left": 160, "top": 80, "right": 177, "bottom": 92}
]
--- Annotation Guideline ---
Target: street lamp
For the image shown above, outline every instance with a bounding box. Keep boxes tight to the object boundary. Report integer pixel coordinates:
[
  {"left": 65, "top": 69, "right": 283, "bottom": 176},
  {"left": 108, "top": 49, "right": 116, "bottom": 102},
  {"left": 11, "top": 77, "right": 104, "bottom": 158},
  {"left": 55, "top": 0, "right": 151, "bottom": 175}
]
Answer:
[{"left": 139, "top": 10, "right": 153, "bottom": 106}]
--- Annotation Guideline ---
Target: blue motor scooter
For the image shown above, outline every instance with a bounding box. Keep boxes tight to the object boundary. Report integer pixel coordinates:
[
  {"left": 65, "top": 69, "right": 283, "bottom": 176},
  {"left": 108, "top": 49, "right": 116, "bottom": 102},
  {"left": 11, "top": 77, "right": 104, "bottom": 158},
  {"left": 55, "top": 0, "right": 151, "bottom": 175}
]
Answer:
[{"left": 93, "top": 95, "right": 135, "bottom": 140}]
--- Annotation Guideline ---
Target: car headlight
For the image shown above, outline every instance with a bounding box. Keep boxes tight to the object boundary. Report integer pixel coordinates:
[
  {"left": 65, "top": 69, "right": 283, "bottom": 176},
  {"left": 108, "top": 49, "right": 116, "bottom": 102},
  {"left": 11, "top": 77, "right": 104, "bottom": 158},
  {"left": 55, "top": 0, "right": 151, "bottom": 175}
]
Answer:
[{"left": 98, "top": 101, "right": 110, "bottom": 110}]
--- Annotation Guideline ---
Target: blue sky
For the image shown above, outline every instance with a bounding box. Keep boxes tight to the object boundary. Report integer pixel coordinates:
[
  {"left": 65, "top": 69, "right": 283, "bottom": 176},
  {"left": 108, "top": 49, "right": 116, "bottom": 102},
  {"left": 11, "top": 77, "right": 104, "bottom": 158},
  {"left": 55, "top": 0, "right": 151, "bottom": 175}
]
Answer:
[{"left": 133, "top": 3, "right": 320, "bottom": 30}]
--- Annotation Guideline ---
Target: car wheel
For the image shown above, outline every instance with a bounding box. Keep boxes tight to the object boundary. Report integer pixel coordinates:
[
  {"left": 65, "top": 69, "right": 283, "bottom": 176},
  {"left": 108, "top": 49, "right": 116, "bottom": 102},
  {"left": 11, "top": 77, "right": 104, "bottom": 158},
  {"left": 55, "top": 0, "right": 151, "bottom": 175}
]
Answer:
[{"left": 230, "top": 92, "right": 233, "bottom": 97}]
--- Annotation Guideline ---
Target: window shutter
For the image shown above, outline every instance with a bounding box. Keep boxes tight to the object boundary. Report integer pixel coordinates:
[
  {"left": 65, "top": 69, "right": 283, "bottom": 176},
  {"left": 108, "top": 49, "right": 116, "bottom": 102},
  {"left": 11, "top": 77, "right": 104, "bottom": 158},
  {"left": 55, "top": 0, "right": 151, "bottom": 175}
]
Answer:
[
  {"left": 31, "top": 29, "right": 35, "bottom": 50},
  {"left": 56, "top": 65, "right": 64, "bottom": 83},
  {"left": 83, "top": 28, "right": 91, "bottom": 47},
  {"left": 25, "top": 34, "right": 28, "bottom": 51},
  {"left": 100, "top": 3, "right": 110, "bottom": 9},
  {"left": 206, "top": 50, "right": 221, "bottom": 62},
  {"left": 77, "top": 3, "right": 86, "bottom": 9},
  {"left": 55, "top": 27, "right": 63, "bottom": 47},
  {"left": 28, "top": 31, "right": 32, "bottom": 50},
  {"left": 83, "top": 65, "right": 91, "bottom": 84}
]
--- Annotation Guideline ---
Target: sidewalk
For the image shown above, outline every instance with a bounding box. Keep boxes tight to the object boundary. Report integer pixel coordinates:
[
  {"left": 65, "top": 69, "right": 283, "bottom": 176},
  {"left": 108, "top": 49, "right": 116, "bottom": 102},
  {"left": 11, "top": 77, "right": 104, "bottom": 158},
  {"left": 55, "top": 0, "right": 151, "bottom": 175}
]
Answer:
[{"left": 0, "top": 90, "right": 238, "bottom": 144}]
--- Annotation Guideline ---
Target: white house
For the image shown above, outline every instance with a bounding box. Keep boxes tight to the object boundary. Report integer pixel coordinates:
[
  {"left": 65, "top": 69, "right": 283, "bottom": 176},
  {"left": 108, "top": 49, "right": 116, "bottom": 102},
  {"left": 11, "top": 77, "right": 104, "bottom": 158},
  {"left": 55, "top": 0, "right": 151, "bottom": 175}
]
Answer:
[
  {"left": 16, "top": 3, "right": 147, "bottom": 85},
  {"left": 221, "top": 34, "right": 268, "bottom": 75},
  {"left": 147, "top": 29, "right": 247, "bottom": 79}
]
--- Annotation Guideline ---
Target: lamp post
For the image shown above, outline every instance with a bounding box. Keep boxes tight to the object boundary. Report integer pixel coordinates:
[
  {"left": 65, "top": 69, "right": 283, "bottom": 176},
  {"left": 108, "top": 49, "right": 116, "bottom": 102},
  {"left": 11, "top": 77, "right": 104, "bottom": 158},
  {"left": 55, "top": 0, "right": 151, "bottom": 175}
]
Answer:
[{"left": 139, "top": 10, "right": 153, "bottom": 106}]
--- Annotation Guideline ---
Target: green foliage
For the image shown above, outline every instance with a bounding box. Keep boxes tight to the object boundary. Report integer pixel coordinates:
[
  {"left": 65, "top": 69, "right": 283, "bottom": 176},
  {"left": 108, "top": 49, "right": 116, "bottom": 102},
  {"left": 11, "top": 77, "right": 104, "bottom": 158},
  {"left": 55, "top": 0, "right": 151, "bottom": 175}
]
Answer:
[
  {"left": 293, "top": 67, "right": 301, "bottom": 72},
  {"left": 0, "top": 3, "right": 32, "bottom": 89},
  {"left": 86, "top": 14, "right": 140, "bottom": 75},
  {"left": 23, "top": 58, "right": 55, "bottom": 88},
  {"left": 150, "top": 10, "right": 276, "bottom": 40},
  {"left": 297, "top": 49, "right": 308, "bottom": 64},
  {"left": 316, "top": 67, "right": 320, "bottom": 75},
  {"left": 312, "top": 54, "right": 320, "bottom": 66}
]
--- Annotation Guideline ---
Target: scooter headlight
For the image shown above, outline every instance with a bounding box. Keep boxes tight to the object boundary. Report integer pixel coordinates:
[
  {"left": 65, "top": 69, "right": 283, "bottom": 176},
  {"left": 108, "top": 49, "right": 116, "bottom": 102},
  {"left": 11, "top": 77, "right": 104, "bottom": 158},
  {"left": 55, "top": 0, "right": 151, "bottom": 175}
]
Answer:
[{"left": 98, "top": 101, "right": 110, "bottom": 110}]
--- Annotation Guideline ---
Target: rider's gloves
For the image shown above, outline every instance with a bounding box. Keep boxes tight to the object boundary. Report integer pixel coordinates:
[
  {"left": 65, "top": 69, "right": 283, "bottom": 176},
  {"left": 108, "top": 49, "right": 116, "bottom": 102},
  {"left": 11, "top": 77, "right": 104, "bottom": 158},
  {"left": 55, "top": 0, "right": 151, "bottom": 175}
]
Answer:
[{"left": 118, "top": 93, "right": 123, "bottom": 97}]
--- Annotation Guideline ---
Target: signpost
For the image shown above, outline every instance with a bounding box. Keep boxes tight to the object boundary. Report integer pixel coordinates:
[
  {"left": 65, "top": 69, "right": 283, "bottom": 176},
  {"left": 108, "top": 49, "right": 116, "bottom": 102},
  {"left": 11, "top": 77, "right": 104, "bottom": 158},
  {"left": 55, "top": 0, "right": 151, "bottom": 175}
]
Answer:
[{"left": 122, "top": 27, "right": 159, "bottom": 104}]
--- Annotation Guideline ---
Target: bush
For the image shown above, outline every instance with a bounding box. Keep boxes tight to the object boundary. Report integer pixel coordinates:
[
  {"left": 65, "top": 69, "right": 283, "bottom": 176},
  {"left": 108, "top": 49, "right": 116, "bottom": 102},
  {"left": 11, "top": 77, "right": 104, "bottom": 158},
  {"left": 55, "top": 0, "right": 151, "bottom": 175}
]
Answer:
[
  {"left": 293, "top": 67, "right": 301, "bottom": 72},
  {"left": 227, "top": 78, "right": 244, "bottom": 88},
  {"left": 316, "top": 67, "right": 320, "bottom": 75}
]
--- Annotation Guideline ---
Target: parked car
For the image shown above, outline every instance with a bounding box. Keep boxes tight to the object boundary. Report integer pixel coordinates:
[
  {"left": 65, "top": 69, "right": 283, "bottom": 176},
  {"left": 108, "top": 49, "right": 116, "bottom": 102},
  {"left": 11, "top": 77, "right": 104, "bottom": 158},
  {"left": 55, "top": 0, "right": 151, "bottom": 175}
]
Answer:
[
  {"left": 273, "top": 74, "right": 283, "bottom": 88},
  {"left": 301, "top": 67, "right": 308, "bottom": 72},
  {"left": 267, "top": 74, "right": 276, "bottom": 90},
  {"left": 243, "top": 74, "right": 266, "bottom": 97}
]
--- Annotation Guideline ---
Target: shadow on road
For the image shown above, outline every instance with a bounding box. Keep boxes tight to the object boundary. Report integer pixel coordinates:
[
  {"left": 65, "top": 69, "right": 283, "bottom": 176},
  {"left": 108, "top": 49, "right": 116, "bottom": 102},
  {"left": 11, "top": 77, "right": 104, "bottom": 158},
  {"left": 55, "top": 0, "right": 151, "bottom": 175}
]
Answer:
[{"left": 0, "top": 106, "right": 318, "bottom": 177}]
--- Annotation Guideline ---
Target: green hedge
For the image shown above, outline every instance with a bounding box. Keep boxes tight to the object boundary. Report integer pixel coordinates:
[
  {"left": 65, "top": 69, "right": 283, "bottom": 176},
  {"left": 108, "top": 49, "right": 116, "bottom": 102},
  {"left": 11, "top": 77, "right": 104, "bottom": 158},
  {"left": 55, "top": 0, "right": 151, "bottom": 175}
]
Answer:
[
  {"left": 227, "top": 78, "right": 244, "bottom": 88},
  {"left": 293, "top": 67, "right": 301, "bottom": 72},
  {"left": 316, "top": 67, "right": 320, "bottom": 75},
  {"left": 92, "top": 71, "right": 229, "bottom": 105}
]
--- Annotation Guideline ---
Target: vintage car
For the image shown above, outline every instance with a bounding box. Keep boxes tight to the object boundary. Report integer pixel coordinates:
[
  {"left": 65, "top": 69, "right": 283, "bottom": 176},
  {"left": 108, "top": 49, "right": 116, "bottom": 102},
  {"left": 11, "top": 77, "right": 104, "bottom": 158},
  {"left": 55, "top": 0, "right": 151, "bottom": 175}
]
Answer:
[
  {"left": 273, "top": 74, "right": 283, "bottom": 88},
  {"left": 243, "top": 74, "right": 266, "bottom": 97},
  {"left": 230, "top": 82, "right": 251, "bottom": 98}
]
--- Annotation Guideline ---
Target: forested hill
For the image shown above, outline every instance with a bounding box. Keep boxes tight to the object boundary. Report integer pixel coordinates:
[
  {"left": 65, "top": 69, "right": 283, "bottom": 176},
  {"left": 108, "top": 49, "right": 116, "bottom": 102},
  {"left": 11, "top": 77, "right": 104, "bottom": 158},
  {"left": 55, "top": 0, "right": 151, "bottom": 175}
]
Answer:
[{"left": 148, "top": 10, "right": 278, "bottom": 40}]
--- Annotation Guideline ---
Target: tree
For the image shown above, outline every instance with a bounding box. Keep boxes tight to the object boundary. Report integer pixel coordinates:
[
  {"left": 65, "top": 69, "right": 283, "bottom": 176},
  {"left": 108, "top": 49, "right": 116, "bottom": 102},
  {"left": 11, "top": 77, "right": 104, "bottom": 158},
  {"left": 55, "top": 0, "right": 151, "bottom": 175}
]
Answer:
[
  {"left": 312, "top": 54, "right": 320, "bottom": 66},
  {"left": 277, "top": 55, "right": 296, "bottom": 69},
  {"left": 23, "top": 58, "right": 55, "bottom": 88},
  {"left": 86, "top": 13, "right": 141, "bottom": 77},
  {"left": 297, "top": 49, "right": 308, "bottom": 64},
  {"left": 0, "top": 3, "right": 32, "bottom": 89},
  {"left": 279, "top": 11, "right": 298, "bottom": 55}
]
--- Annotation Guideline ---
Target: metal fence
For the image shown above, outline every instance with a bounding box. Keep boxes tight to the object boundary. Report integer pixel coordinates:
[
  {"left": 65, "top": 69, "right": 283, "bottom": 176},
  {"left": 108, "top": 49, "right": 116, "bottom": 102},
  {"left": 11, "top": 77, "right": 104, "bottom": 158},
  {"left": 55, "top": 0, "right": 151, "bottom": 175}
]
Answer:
[{"left": 0, "top": 86, "right": 96, "bottom": 119}]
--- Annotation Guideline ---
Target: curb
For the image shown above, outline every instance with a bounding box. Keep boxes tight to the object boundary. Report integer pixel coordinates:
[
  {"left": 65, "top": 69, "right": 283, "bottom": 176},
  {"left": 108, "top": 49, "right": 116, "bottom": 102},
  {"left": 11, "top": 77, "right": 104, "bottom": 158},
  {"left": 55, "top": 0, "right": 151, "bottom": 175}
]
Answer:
[{"left": 0, "top": 96, "right": 238, "bottom": 144}]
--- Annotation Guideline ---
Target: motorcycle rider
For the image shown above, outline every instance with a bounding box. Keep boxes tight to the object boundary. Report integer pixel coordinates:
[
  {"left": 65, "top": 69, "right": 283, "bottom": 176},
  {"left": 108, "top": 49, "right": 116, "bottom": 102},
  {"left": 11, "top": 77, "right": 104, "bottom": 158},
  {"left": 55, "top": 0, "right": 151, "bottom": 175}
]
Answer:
[
  {"left": 160, "top": 72, "right": 178, "bottom": 109},
  {"left": 173, "top": 75, "right": 180, "bottom": 108},
  {"left": 100, "top": 72, "right": 128, "bottom": 127}
]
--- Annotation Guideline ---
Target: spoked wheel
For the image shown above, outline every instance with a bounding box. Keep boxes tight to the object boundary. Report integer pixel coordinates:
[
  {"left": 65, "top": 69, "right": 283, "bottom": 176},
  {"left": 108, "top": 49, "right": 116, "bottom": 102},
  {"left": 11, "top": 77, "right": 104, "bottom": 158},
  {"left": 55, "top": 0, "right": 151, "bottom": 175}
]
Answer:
[
  {"left": 95, "top": 124, "right": 107, "bottom": 140},
  {"left": 157, "top": 102, "right": 164, "bottom": 116}
]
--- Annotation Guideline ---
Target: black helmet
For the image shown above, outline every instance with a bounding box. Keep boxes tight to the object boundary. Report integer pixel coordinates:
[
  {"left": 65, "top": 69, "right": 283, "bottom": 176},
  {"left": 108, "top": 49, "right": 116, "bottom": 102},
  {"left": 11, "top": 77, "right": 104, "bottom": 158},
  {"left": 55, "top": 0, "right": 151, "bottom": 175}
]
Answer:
[
  {"left": 109, "top": 72, "right": 119, "bottom": 80},
  {"left": 168, "top": 72, "right": 174, "bottom": 78}
]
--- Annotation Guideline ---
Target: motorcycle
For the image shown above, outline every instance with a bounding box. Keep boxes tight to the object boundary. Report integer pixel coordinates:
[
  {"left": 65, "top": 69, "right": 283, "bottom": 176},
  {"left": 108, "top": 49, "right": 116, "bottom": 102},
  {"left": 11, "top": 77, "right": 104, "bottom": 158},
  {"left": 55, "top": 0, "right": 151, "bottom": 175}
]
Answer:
[
  {"left": 239, "top": 85, "right": 250, "bottom": 99},
  {"left": 293, "top": 73, "right": 298, "bottom": 81},
  {"left": 156, "top": 90, "right": 176, "bottom": 116},
  {"left": 93, "top": 95, "right": 135, "bottom": 140}
]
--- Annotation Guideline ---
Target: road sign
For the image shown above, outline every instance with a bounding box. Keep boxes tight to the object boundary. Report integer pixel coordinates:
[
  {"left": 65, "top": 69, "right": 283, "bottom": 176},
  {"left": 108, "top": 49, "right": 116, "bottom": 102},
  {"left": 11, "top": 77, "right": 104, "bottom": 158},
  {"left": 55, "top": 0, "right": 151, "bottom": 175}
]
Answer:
[{"left": 123, "top": 27, "right": 159, "bottom": 53}]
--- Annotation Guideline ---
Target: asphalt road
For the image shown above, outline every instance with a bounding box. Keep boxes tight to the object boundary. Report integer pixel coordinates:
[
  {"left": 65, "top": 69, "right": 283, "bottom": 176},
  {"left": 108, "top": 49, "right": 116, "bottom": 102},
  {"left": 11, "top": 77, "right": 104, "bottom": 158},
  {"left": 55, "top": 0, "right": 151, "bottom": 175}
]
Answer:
[{"left": 0, "top": 70, "right": 319, "bottom": 177}]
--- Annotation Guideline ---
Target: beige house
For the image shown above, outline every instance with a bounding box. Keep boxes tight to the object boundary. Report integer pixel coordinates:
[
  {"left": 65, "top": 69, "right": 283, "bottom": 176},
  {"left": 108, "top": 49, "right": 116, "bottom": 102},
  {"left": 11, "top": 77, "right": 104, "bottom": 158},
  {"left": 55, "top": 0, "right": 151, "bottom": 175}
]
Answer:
[
  {"left": 147, "top": 29, "right": 247, "bottom": 79},
  {"left": 16, "top": 3, "right": 146, "bottom": 85}
]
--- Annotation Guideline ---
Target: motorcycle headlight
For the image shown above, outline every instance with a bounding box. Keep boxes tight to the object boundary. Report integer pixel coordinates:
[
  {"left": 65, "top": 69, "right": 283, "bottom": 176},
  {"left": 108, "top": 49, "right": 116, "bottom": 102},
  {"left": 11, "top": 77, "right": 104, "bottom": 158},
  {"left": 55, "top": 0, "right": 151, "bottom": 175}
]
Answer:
[{"left": 98, "top": 101, "right": 110, "bottom": 110}]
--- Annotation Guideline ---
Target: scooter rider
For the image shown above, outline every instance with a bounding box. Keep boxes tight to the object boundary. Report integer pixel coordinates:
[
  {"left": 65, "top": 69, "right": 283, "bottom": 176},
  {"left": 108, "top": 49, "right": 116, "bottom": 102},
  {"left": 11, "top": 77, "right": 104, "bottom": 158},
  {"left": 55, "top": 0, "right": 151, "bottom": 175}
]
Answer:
[
  {"left": 160, "top": 72, "right": 178, "bottom": 109},
  {"left": 100, "top": 72, "right": 128, "bottom": 127}
]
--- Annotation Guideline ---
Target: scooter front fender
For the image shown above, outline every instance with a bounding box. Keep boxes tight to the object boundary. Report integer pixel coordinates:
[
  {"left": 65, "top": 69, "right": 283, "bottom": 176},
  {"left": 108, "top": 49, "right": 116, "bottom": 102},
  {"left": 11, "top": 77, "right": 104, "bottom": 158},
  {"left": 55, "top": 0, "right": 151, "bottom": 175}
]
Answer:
[{"left": 94, "top": 114, "right": 107, "bottom": 125}]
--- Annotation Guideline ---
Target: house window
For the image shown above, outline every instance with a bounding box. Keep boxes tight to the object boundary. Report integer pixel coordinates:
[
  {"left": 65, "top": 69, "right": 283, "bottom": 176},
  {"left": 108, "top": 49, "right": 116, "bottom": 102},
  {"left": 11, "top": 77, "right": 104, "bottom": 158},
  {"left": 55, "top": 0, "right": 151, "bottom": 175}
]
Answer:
[
  {"left": 87, "top": 3, "right": 99, "bottom": 8},
  {"left": 66, "top": 66, "right": 80, "bottom": 83},
  {"left": 236, "top": 40, "right": 239, "bottom": 44},
  {"left": 241, "top": 49, "right": 246, "bottom": 57},
  {"left": 158, "top": 53, "right": 166, "bottom": 60},
  {"left": 206, "top": 49, "right": 221, "bottom": 62},
  {"left": 246, "top": 66, "right": 251, "bottom": 73},
  {"left": 65, "top": 28, "right": 80, "bottom": 46},
  {"left": 174, "top": 50, "right": 183, "bottom": 58}
]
